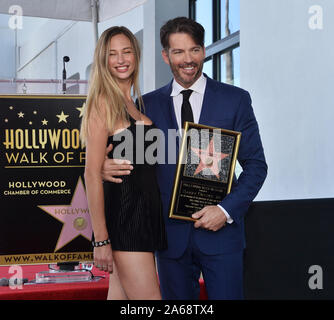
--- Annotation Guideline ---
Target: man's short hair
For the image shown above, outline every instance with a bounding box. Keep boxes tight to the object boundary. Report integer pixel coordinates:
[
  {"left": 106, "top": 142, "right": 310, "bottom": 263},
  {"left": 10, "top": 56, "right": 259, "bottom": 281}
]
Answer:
[{"left": 160, "top": 17, "right": 205, "bottom": 50}]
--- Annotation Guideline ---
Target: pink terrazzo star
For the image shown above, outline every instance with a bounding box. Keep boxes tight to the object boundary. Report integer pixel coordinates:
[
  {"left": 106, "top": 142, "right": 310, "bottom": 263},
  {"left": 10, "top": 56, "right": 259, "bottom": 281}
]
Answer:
[
  {"left": 191, "top": 137, "right": 229, "bottom": 179},
  {"left": 38, "top": 176, "right": 92, "bottom": 251}
]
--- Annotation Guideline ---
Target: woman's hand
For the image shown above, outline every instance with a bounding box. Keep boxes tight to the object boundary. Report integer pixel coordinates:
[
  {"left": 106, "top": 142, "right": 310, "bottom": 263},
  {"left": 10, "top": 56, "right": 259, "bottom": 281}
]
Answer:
[{"left": 94, "top": 245, "right": 113, "bottom": 273}]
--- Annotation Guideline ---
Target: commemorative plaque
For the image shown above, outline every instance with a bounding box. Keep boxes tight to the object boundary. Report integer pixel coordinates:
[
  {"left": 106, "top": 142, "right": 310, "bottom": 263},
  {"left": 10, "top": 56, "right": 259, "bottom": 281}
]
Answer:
[{"left": 169, "top": 122, "right": 241, "bottom": 221}]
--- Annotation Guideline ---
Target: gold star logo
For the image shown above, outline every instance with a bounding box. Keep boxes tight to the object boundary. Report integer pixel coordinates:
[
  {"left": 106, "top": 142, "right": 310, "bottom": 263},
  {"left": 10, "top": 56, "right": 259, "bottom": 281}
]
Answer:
[
  {"left": 76, "top": 103, "right": 85, "bottom": 118},
  {"left": 18, "top": 112, "right": 24, "bottom": 118},
  {"left": 41, "top": 119, "right": 48, "bottom": 126},
  {"left": 56, "top": 111, "right": 69, "bottom": 123}
]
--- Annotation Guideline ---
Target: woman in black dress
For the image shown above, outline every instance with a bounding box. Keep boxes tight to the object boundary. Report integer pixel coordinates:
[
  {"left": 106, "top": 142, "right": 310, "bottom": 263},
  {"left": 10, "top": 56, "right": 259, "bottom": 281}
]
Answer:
[{"left": 81, "top": 26, "right": 167, "bottom": 300}]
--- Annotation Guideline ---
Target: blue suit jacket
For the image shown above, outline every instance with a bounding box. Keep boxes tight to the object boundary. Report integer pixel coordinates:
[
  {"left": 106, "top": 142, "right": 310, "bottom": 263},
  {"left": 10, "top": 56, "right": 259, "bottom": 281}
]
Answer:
[{"left": 142, "top": 75, "right": 267, "bottom": 259}]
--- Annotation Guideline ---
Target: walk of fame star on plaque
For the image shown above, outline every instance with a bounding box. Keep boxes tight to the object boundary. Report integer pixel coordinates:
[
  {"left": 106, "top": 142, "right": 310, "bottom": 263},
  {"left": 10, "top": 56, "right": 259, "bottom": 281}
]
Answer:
[
  {"left": 184, "top": 129, "right": 235, "bottom": 183},
  {"left": 169, "top": 122, "right": 241, "bottom": 221},
  {"left": 190, "top": 136, "right": 229, "bottom": 180}
]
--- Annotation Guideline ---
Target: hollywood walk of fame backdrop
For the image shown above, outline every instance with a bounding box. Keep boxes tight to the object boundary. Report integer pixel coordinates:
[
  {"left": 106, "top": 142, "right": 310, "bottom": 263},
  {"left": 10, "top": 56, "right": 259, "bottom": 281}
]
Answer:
[
  {"left": 169, "top": 122, "right": 241, "bottom": 222},
  {"left": 0, "top": 95, "right": 93, "bottom": 265}
]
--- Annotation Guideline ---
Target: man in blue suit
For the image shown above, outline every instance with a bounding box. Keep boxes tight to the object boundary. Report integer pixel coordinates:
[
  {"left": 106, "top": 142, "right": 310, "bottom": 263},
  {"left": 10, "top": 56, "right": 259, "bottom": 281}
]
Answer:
[{"left": 103, "top": 17, "right": 267, "bottom": 299}]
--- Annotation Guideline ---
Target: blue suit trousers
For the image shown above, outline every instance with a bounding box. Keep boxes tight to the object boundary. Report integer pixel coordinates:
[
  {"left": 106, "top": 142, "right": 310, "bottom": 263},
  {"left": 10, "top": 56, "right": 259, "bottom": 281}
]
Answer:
[{"left": 156, "top": 227, "right": 244, "bottom": 300}]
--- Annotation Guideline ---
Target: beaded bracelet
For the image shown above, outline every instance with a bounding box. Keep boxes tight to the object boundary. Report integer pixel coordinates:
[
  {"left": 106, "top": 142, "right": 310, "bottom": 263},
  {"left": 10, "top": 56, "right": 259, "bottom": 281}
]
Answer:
[{"left": 91, "top": 239, "right": 111, "bottom": 247}]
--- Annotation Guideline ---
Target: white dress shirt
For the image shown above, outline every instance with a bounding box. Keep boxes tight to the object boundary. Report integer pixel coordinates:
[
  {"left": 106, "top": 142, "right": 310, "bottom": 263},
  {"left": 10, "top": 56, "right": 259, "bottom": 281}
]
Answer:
[{"left": 170, "top": 74, "right": 233, "bottom": 224}]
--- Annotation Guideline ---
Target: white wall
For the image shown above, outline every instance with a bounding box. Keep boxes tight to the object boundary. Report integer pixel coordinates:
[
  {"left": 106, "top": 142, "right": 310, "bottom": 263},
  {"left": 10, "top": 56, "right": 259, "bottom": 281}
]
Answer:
[
  {"left": 240, "top": 0, "right": 334, "bottom": 200},
  {"left": 1, "top": 1, "right": 186, "bottom": 94},
  {"left": 14, "top": 5, "right": 143, "bottom": 92},
  {"left": 154, "top": 0, "right": 188, "bottom": 89},
  {"left": 55, "top": 21, "right": 94, "bottom": 81},
  {"left": 0, "top": 14, "right": 15, "bottom": 78},
  {"left": 17, "top": 16, "right": 72, "bottom": 79},
  {"left": 142, "top": 0, "right": 188, "bottom": 93}
]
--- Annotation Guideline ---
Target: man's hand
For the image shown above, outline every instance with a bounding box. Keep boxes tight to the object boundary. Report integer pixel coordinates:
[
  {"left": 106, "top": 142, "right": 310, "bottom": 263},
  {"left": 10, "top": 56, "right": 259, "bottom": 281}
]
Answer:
[
  {"left": 101, "top": 144, "right": 133, "bottom": 183},
  {"left": 192, "top": 206, "right": 227, "bottom": 231}
]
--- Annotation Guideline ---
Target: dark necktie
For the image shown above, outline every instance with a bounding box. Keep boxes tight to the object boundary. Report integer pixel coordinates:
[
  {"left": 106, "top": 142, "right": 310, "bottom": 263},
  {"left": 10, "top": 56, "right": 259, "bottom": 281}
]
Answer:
[{"left": 181, "top": 89, "right": 194, "bottom": 128}]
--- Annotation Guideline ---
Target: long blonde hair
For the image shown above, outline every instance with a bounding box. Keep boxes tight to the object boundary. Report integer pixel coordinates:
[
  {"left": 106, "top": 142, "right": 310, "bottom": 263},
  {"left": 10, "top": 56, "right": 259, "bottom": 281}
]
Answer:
[{"left": 80, "top": 26, "right": 143, "bottom": 144}]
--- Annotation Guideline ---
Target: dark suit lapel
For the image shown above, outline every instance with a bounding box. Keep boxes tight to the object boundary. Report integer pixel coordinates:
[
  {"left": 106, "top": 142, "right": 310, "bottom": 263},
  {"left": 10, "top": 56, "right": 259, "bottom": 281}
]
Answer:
[
  {"left": 160, "top": 81, "right": 180, "bottom": 154},
  {"left": 198, "top": 76, "right": 217, "bottom": 125}
]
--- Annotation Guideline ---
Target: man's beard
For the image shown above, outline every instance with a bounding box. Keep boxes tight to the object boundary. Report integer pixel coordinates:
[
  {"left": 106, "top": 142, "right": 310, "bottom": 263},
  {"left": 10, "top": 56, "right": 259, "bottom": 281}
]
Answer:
[{"left": 169, "top": 60, "right": 204, "bottom": 88}]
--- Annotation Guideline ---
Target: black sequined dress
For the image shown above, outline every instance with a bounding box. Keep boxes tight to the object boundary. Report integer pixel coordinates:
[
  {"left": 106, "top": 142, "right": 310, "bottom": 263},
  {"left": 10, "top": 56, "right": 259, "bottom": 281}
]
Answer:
[{"left": 103, "top": 115, "right": 167, "bottom": 252}]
